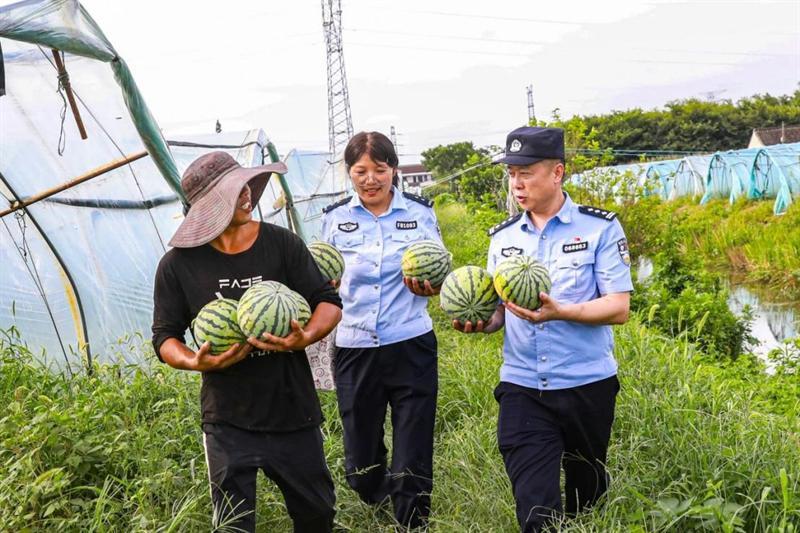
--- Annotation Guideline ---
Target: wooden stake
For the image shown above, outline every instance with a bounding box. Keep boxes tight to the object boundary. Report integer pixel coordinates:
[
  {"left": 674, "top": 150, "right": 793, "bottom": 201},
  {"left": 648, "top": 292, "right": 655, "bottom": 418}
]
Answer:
[
  {"left": 0, "top": 151, "right": 148, "bottom": 218},
  {"left": 52, "top": 49, "right": 88, "bottom": 140}
]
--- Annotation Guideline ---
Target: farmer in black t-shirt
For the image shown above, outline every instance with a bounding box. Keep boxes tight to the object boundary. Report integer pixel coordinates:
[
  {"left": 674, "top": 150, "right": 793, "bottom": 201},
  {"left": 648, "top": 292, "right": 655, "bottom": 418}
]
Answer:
[{"left": 152, "top": 151, "right": 342, "bottom": 532}]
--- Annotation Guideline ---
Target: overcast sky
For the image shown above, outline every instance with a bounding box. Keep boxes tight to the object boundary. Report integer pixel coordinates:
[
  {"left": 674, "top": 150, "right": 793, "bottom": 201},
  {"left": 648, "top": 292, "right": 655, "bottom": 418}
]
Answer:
[{"left": 80, "top": 0, "right": 799, "bottom": 161}]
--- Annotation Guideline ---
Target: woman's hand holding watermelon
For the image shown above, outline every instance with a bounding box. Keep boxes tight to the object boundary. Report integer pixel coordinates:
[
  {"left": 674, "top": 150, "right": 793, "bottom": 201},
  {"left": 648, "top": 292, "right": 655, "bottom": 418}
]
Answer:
[
  {"left": 452, "top": 304, "right": 505, "bottom": 335},
  {"left": 403, "top": 277, "right": 441, "bottom": 296}
]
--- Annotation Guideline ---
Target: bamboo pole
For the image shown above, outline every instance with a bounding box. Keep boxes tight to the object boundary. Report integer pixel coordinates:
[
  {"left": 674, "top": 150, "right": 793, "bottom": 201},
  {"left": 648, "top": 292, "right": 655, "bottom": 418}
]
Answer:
[
  {"left": 52, "top": 49, "right": 88, "bottom": 140},
  {"left": 0, "top": 151, "right": 148, "bottom": 218}
]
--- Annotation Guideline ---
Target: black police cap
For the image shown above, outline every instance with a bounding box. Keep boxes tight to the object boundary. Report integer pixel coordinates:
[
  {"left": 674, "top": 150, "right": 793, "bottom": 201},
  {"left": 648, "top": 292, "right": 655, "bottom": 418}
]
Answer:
[{"left": 494, "top": 126, "right": 565, "bottom": 166}]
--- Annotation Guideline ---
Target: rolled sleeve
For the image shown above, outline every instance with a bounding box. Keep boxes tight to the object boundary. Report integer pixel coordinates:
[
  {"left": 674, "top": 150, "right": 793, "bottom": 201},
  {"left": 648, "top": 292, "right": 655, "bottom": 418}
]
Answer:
[{"left": 595, "top": 219, "right": 634, "bottom": 295}]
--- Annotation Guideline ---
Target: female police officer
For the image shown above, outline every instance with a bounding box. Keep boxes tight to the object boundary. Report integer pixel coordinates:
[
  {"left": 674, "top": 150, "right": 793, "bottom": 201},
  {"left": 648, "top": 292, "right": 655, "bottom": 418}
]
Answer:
[{"left": 321, "top": 131, "right": 442, "bottom": 529}]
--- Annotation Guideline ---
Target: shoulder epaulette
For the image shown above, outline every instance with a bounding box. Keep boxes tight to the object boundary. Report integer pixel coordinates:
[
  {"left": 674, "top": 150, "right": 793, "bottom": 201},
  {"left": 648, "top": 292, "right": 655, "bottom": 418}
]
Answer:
[
  {"left": 487, "top": 213, "right": 523, "bottom": 236},
  {"left": 578, "top": 205, "right": 617, "bottom": 221},
  {"left": 322, "top": 196, "right": 352, "bottom": 214},
  {"left": 402, "top": 191, "right": 433, "bottom": 208}
]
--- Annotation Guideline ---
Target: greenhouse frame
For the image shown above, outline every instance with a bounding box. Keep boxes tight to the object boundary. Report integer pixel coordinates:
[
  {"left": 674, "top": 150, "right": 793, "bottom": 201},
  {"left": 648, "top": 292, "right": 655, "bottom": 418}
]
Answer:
[
  {"left": 0, "top": 0, "right": 349, "bottom": 370},
  {"left": 574, "top": 144, "right": 800, "bottom": 214}
]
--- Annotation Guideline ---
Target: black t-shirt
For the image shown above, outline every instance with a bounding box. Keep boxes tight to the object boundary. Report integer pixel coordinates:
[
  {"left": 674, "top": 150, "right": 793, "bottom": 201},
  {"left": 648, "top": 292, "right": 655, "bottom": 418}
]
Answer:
[{"left": 151, "top": 222, "right": 342, "bottom": 432}]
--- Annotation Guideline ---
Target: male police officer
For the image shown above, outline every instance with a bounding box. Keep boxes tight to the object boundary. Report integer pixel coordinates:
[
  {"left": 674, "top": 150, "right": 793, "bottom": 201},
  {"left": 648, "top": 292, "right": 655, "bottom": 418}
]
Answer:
[{"left": 454, "top": 126, "right": 633, "bottom": 532}]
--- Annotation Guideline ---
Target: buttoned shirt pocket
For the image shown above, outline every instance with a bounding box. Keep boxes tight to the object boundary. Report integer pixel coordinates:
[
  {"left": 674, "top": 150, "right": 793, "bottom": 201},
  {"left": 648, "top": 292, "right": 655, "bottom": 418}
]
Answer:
[
  {"left": 391, "top": 230, "right": 424, "bottom": 245},
  {"left": 387, "top": 230, "right": 424, "bottom": 266},
  {"left": 334, "top": 233, "right": 365, "bottom": 252},
  {"left": 550, "top": 252, "right": 596, "bottom": 300},
  {"left": 333, "top": 233, "right": 366, "bottom": 273}
]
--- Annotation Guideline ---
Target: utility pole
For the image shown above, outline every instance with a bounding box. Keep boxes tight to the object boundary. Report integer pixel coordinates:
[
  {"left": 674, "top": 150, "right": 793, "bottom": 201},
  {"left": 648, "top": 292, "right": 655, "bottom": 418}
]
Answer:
[
  {"left": 322, "top": 0, "right": 354, "bottom": 162},
  {"left": 526, "top": 84, "right": 536, "bottom": 124},
  {"left": 390, "top": 125, "right": 398, "bottom": 152},
  {"left": 390, "top": 125, "right": 404, "bottom": 191}
]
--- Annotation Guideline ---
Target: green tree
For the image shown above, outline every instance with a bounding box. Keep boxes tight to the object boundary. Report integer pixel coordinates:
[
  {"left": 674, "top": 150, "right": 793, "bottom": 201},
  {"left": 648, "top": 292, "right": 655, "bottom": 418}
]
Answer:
[{"left": 421, "top": 142, "right": 486, "bottom": 179}]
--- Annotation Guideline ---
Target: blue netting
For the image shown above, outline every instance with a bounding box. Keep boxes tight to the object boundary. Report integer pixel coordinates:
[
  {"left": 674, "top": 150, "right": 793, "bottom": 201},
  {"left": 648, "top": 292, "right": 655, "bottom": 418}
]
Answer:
[
  {"left": 749, "top": 142, "right": 800, "bottom": 215},
  {"left": 700, "top": 149, "right": 759, "bottom": 205},
  {"left": 570, "top": 144, "right": 800, "bottom": 213},
  {"left": 670, "top": 154, "right": 711, "bottom": 200},
  {"left": 646, "top": 159, "right": 682, "bottom": 199}
]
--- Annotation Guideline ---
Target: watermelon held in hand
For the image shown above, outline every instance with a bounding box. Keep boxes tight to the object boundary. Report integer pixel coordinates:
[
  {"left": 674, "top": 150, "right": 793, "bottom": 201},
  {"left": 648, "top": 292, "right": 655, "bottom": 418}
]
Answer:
[
  {"left": 308, "top": 241, "right": 345, "bottom": 283},
  {"left": 439, "top": 266, "right": 498, "bottom": 324},
  {"left": 493, "top": 256, "right": 551, "bottom": 310},
  {"left": 401, "top": 240, "right": 452, "bottom": 288},
  {"left": 192, "top": 298, "right": 247, "bottom": 355},
  {"left": 237, "top": 281, "right": 312, "bottom": 339}
]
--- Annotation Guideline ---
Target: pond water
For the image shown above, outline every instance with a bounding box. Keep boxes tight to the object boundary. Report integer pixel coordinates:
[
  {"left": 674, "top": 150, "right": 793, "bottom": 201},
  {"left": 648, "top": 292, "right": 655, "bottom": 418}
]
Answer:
[{"left": 635, "top": 257, "right": 799, "bottom": 363}]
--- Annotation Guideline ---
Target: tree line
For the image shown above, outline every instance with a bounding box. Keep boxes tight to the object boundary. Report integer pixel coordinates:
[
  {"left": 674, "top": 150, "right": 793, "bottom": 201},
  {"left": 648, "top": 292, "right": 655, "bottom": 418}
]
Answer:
[{"left": 420, "top": 89, "right": 800, "bottom": 206}]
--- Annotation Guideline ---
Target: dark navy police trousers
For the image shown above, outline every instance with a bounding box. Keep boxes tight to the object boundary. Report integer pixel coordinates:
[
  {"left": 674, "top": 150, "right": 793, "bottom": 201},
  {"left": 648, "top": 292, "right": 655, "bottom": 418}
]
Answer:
[
  {"left": 334, "top": 330, "right": 438, "bottom": 530},
  {"left": 494, "top": 375, "right": 620, "bottom": 532}
]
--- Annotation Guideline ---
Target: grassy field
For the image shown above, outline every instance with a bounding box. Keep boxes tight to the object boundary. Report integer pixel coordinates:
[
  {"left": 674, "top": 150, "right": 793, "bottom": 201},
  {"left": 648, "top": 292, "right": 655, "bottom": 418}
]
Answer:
[{"left": 0, "top": 203, "right": 798, "bottom": 532}]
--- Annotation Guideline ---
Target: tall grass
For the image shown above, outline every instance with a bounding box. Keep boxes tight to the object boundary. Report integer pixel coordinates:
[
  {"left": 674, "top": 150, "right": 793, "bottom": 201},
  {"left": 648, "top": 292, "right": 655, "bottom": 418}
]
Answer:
[
  {"left": 0, "top": 204, "right": 797, "bottom": 531},
  {"left": 619, "top": 197, "right": 800, "bottom": 299}
]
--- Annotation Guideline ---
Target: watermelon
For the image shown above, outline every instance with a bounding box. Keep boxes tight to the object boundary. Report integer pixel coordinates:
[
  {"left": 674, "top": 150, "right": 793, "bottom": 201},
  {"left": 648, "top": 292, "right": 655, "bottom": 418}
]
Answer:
[
  {"left": 308, "top": 241, "right": 344, "bottom": 283},
  {"left": 493, "top": 256, "right": 551, "bottom": 310},
  {"left": 237, "top": 281, "right": 312, "bottom": 339},
  {"left": 401, "top": 240, "right": 452, "bottom": 287},
  {"left": 192, "top": 298, "right": 246, "bottom": 355},
  {"left": 439, "top": 266, "right": 499, "bottom": 324}
]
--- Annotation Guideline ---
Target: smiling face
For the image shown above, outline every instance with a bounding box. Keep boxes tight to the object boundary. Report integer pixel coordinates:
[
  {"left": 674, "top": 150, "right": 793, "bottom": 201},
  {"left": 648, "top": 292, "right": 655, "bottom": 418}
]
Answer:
[
  {"left": 230, "top": 183, "right": 254, "bottom": 226},
  {"left": 349, "top": 153, "right": 395, "bottom": 212},
  {"left": 344, "top": 131, "right": 400, "bottom": 215},
  {"left": 507, "top": 159, "right": 565, "bottom": 213}
]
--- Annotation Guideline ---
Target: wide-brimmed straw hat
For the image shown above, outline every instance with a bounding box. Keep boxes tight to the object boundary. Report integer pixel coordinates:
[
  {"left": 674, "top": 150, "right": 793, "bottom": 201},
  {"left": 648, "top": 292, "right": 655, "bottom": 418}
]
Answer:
[{"left": 169, "top": 151, "right": 287, "bottom": 248}]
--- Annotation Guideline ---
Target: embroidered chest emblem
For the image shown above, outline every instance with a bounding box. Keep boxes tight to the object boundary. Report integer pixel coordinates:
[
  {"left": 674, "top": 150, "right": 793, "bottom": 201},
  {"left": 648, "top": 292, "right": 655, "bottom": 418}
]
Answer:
[
  {"left": 396, "top": 220, "right": 418, "bottom": 230},
  {"left": 562, "top": 241, "right": 589, "bottom": 253},
  {"left": 338, "top": 221, "right": 359, "bottom": 232},
  {"left": 501, "top": 246, "right": 524, "bottom": 257}
]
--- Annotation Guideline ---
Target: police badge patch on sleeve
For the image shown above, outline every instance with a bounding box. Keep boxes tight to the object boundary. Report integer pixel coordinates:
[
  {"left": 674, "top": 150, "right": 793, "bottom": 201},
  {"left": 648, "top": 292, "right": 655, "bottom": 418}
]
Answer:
[
  {"left": 617, "top": 238, "right": 631, "bottom": 265},
  {"left": 501, "top": 246, "right": 524, "bottom": 257}
]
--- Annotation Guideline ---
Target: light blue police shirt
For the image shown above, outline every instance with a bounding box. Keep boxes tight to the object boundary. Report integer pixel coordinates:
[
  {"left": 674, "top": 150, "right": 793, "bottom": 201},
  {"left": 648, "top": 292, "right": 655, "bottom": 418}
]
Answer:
[
  {"left": 487, "top": 192, "right": 633, "bottom": 390},
  {"left": 322, "top": 187, "right": 442, "bottom": 348}
]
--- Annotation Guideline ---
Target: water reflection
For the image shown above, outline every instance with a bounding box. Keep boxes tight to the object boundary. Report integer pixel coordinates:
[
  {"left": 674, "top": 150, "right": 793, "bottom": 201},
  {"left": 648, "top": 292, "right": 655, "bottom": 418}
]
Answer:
[
  {"left": 634, "top": 257, "right": 799, "bottom": 362},
  {"left": 727, "top": 285, "right": 799, "bottom": 358}
]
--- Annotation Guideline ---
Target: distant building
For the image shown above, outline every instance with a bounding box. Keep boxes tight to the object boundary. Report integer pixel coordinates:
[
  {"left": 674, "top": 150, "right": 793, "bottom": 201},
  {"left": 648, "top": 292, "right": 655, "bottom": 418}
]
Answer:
[
  {"left": 398, "top": 163, "right": 434, "bottom": 192},
  {"left": 749, "top": 124, "right": 800, "bottom": 148}
]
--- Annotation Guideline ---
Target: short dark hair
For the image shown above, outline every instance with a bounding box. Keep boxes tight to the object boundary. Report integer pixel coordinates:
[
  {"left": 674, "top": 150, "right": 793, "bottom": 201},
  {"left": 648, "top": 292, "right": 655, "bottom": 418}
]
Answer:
[{"left": 344, "top": 131, "right": 399, "bottom": 186}]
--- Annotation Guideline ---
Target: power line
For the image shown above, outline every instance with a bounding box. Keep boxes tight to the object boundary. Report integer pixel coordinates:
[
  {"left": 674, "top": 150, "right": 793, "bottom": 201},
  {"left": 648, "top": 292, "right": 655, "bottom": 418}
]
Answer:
[
  {"left": 346, "top": 41, "right": 534, "bottom": 58},
  {"left": 345, "top": 28, "right": 547, "bottom": 46},
  {"left": 345, "top": 28, "right": 794, "bottom": 57},
  {"left": 363, "top": 7, "right": 591, "bottom": 25}
]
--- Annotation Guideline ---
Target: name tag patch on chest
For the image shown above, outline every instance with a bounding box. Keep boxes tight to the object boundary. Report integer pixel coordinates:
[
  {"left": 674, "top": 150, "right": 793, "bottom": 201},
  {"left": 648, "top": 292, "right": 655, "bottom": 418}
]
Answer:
[
  {"left": 338, "top": 222, "right": 359, "bottom": 232},
  {"left": 501, "top": 246, "right": 524, "bottom": 257},
  {"left": 396, "top": 220, "right": 418, "bottom": 230},
  {"left": 562, "top": 241, "right": 589, "bottom": 253}
]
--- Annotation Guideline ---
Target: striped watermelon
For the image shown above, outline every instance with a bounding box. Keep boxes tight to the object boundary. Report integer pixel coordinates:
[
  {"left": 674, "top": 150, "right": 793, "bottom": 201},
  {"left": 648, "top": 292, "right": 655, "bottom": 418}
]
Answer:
[
  {"left": 192, "top": 298, "right": 246, "bottom": 355},
  {"left": 439, "top": 266, "right": 498, "bottom": 324},
  {"left": 308, "top": 241, "right": 344, "bottom": 282},
  {"left": 237, "top": 281, "right": 312, "bottom": 339},
  {"left": 493, "top": 256, "right": 551, "bottom": 310},
  {"left": 401, "top": 240, "right": 452, "bottom": 287}
]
